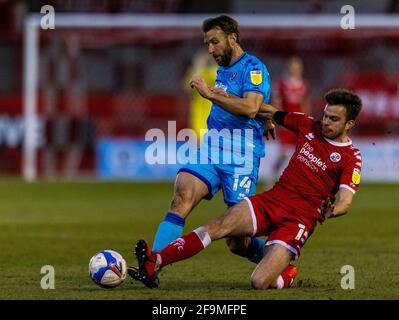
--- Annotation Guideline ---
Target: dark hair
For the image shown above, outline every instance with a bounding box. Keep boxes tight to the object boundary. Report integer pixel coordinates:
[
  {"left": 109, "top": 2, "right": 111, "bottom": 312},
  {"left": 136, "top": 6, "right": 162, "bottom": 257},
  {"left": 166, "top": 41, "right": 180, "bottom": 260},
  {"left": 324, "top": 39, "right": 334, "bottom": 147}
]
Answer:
[
  {"left": 324, "top": 88, "right": 362, "bottom": 121},
  {"left": 202, "top": 15, "right": 240, "bottom": 43}
]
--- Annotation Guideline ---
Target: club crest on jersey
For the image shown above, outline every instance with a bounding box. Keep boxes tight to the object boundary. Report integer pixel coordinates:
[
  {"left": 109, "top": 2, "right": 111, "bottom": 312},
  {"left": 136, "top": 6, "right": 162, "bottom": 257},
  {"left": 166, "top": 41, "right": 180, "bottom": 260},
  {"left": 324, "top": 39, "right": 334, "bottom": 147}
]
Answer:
[
  {"left": 305, "top": 133, "right": 315, "bottom": 141},
  {"left": 230, "top": 72, "right": 237, "bottom": 80},
  {"left": 330, "top": 152, "right": 342, "bottom": 163},
  {"left": 215, "top": 83, "right": 227, "bottom": 92},
  {"left": 250, "top": 70, "right": 262, "bottom": 85},
  {"left": 352, "top": 168, "right": 361, "bottom": 185}
]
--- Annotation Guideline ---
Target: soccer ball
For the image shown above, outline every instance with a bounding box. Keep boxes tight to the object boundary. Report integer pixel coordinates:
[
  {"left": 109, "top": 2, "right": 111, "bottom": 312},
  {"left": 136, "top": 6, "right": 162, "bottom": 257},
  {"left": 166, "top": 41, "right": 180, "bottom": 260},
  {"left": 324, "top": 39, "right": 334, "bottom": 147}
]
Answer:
[{"left": 89, "top": 250, "right": 127, "bottom": 288}]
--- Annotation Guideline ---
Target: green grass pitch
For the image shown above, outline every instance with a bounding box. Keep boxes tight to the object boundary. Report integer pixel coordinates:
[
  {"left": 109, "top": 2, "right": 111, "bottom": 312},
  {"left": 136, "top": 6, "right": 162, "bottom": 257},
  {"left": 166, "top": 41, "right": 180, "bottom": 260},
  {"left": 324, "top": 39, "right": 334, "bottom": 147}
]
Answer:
[{"left": 0, "top": 180, "right": 398, "bottom": 299}]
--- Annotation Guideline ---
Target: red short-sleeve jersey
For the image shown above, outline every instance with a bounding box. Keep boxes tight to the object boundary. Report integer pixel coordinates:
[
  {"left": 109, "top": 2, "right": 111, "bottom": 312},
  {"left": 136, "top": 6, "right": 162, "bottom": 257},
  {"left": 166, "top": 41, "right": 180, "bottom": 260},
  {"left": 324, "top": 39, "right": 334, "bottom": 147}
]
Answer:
[
  {"left": 275, "top": 78, "right": 309, "bottom": 113},
  {"left": 264, "top": 112, "right": 362, "bottom": 224}
]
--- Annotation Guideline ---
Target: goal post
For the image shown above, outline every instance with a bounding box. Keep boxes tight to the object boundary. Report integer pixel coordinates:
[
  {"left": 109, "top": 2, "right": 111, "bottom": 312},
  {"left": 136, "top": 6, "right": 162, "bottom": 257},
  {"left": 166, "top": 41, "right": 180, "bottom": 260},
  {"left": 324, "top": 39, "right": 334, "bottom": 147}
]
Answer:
[
  {"left": 23, "top": 13, "right": 209, "bottom": 182},
  {"left": 23, "top": 15, "right": 40, "bottom": 182}
]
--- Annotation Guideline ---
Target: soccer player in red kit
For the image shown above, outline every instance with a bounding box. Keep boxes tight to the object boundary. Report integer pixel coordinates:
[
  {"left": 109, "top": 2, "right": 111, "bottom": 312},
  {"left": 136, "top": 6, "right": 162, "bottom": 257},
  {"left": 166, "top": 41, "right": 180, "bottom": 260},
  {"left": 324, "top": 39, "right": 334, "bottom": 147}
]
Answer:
[
  {"left": 132, "top": 88, "right": 362, "bottom": 290},
  {"left": 272, "top": 56, "right": 311, "bottom": 179}
]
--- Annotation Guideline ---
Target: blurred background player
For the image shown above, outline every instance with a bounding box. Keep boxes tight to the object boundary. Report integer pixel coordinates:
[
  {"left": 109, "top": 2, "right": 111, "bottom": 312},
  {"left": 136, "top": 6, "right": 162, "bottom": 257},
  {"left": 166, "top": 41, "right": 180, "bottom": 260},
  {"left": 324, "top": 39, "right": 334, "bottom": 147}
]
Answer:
[
  {"left": 272, "top": 56, "right": 310, "bottom": 180},
  {"left": 133, "top": 88, "right": 363, "bottom": 290},
  {"left": 129, "top": 15, "right": 274, "bottom": 282},
  {"left": 182, "top": 49, "right": 218, "bottom": 142}
]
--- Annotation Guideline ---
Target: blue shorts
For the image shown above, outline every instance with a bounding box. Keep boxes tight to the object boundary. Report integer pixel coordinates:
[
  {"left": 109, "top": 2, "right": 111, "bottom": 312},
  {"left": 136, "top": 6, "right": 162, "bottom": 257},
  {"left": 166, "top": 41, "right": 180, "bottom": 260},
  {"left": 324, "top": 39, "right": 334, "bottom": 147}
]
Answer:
[{"left": 178, "top": 148, "right": 260, "bottom": 207}]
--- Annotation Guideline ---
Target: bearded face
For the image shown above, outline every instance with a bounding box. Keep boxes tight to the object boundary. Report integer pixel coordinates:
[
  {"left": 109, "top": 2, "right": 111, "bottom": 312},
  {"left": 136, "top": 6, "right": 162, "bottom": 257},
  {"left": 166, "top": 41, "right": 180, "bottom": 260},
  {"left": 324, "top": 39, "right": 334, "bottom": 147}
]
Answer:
[{"left": 204, "top": 28, "right": 234, "bottom": 67}]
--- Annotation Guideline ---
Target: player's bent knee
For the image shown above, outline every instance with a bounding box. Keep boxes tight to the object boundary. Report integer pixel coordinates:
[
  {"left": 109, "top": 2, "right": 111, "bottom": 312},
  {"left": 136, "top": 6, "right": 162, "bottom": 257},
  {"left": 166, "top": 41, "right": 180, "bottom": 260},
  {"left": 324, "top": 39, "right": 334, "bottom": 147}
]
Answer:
[
  {"left": 250, "top": 274, "right": 272, "bottom": 290},
  {"left": 226, "top": 237, "right": 249, "bottom": 257}
]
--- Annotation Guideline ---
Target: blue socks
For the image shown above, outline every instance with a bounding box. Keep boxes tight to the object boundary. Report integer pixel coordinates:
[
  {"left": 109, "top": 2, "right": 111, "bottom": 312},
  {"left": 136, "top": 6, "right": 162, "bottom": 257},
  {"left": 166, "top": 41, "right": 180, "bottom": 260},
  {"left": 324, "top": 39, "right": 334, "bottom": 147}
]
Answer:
[
  {"left": 247, "top": 237, "right": 266, "bottom": 264},
  {"left": 152, "top": 212, "right": 185, "bottom": 252}
]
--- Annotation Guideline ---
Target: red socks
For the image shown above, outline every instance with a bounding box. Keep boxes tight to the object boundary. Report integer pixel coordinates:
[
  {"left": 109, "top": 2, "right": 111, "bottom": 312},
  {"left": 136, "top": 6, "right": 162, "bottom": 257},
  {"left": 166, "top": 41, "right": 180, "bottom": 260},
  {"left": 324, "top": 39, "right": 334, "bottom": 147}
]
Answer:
[{"left": 159, "top": 232, "right": 205, "bottom": 267}]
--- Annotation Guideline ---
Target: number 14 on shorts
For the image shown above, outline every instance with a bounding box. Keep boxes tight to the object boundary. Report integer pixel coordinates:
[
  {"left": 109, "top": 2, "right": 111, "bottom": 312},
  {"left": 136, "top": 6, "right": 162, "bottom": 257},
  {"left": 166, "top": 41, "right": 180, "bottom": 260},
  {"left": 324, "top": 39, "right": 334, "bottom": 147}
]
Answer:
[{"left": 233, "top": 176, "right": 252, "bottom": 194}]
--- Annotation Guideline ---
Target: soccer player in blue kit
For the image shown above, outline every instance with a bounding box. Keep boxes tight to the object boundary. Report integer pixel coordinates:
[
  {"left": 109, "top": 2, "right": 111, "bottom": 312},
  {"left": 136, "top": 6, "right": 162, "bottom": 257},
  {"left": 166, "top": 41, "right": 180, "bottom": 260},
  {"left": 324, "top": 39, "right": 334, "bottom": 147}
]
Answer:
[{"left": 129, "top": 15, "right": 274, "bottom": 284}]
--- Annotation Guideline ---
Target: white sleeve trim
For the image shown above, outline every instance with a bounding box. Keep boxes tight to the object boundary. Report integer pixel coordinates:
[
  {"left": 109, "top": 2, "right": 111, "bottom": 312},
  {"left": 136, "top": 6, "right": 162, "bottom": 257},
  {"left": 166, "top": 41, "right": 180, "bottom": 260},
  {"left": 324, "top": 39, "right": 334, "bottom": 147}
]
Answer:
[
  {"left": 244, "top": 197, "right": 257, "bottom": 236},
  {"left": 339, "top": 184, "right": 356, "bottom": 194}
]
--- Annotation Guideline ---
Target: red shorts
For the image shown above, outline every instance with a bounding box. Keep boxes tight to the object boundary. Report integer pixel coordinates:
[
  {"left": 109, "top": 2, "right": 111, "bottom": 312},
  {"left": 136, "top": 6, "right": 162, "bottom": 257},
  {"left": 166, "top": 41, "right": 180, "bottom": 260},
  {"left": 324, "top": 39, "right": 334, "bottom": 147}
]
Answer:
[{"left": 244, "top": 194, "right": 316, "bottom": 259}]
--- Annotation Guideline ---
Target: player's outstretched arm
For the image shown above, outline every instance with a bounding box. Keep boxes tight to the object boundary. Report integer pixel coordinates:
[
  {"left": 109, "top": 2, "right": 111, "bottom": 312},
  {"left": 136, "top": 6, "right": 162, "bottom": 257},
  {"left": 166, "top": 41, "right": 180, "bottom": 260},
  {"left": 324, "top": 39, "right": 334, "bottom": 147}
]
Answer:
[
  {"left": 321, "top": 188, "right": 354, "bottom": 219},
  {"left": 257, "top": 103, "right": 280, "bottom": 119},
  {"left": 190, "top": 75, "right": 263, "bottom": 118}
]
